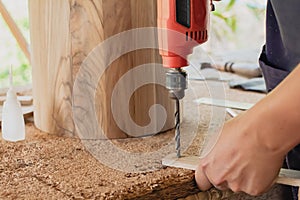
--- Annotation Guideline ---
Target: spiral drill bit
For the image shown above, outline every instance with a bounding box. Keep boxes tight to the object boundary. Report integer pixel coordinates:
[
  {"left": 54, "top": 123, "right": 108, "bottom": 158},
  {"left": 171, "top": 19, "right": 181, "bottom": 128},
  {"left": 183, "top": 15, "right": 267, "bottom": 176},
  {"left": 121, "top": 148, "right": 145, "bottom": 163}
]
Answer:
[
  {"left": 175, "top": 98, "right": 181, "bottom": 158},
  {"left": 166, "top": 69, "right": 186, "bottom": 158}
]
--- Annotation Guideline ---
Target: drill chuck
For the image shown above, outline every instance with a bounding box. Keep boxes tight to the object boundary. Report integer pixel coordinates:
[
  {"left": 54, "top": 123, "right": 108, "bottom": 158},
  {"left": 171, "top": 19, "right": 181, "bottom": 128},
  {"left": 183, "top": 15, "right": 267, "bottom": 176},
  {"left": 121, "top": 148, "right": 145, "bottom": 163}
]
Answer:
[{"left": 166, "top": 69, "right": 187, "bottom": 100}]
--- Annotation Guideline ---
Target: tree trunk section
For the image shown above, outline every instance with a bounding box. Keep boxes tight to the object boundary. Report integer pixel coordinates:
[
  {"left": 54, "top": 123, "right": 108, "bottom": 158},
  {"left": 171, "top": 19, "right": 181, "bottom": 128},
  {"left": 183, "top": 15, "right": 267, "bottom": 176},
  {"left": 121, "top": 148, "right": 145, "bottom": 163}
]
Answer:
[{"left": 29, "top": 0, "right": 174, "bottom": 138}]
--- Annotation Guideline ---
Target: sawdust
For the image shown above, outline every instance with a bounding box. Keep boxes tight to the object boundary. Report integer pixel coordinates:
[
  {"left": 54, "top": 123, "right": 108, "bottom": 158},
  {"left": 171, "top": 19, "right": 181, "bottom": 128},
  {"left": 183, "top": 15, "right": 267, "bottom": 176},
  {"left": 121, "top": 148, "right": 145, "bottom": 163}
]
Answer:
[
  {"left": 0, "top": 123, "right": 199, "bottom": 199},
  {"left": 0, "top": 123, "right": 288, "bottom": 200},
  {"left": 0, "top": 79, "right": 288, "bottom": 199}
]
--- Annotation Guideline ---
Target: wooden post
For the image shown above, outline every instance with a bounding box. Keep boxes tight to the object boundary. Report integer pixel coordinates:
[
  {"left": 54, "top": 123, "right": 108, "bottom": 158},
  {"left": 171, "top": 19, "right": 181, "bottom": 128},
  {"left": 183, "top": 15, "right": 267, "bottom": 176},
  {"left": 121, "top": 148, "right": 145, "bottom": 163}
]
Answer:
[{"left": 29, "top": 0, "right": 174, "bottom": 138}]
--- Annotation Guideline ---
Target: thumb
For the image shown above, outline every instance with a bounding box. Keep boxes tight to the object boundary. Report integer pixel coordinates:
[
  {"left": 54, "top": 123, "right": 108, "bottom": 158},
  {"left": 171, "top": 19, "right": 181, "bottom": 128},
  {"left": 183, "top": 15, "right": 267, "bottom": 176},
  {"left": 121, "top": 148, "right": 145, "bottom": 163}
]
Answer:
[{"left": 195, "top": 161, "right": 213, "bottom": 191}]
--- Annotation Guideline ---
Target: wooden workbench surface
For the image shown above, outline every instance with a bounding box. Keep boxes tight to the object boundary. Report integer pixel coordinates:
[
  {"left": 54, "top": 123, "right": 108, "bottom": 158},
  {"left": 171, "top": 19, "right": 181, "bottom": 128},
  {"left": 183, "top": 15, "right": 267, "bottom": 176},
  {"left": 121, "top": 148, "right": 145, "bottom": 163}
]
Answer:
[{"left": 0, "top": 75, "right": 287, "bottom": 199}]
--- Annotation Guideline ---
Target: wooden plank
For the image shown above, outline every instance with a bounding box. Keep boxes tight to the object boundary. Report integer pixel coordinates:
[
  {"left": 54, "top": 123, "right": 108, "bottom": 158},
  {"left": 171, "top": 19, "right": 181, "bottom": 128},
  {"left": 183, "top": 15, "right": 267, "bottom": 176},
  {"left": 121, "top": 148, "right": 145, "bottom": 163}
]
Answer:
[
  {"left": 195, "top": 97, "right": 254, "bottom": 110},
  {"left": 163, "top": 154, "right": 200, "bottom": 171},
  {"left": 226, "top": 108, "right": 238, "bottom": 118},
  {"left": 0, "top": 95, "right": 33, "bottom": 106},
  {"left": 0, "top": 84, "right": 32, "bottom": 96},
  {"left": 162, "top": 153, "right": 300, "bottom": 187},
  {"left": 277, "top": 169, "right": 300, "bottom": 187},
  {"left": 0, "top": 0, "right": 30, "bottom": 61}
]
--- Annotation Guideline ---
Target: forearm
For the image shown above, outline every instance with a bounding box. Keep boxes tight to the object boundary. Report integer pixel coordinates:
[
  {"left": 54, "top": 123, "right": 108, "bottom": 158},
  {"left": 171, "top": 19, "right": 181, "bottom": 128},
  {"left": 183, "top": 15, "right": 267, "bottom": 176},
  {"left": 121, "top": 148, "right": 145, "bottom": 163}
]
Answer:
[{"left": 244, "top": 63, "right": 300, "bottom": 155}]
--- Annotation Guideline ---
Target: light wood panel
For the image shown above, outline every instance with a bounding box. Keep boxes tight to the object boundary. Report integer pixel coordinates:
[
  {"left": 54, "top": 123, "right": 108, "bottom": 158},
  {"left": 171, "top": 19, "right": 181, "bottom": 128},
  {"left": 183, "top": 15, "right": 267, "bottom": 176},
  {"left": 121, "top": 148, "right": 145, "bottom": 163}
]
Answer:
[{"left": 29, "top": 0, "right": 73, "bottom": 136}]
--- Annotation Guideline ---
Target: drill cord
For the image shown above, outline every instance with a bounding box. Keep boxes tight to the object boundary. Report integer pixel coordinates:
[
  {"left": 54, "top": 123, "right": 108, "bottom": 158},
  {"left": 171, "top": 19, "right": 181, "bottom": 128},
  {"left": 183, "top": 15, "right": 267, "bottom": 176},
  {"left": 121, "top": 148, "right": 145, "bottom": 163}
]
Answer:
[{"left": 175, "top": 99, "right": 181, "bottom": 158}]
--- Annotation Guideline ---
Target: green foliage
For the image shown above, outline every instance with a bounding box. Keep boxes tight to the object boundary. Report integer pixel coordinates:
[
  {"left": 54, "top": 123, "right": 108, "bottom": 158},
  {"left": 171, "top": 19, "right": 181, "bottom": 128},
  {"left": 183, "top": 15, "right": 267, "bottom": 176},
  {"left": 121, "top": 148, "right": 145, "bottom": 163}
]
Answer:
[
  {"left": 246, "top": 3, "right": 266, "bottom": 20},
  {"left": 0, "top": 69, "right": 9, "bottom": 80},
  {"left": 212, "top": 0, "right": 237, "bottom": 33},
  {"left": 0, "top": 2, "right": 30, "bottom": 88},
  {"left": 210, "top": 0, "right": 266, "bottom": 49},
  {"left": 213, "top": 11, "right": 237, "bottom": 32},
  {"left": 226, "top": 0, "right": 236, "bottom": 11}
]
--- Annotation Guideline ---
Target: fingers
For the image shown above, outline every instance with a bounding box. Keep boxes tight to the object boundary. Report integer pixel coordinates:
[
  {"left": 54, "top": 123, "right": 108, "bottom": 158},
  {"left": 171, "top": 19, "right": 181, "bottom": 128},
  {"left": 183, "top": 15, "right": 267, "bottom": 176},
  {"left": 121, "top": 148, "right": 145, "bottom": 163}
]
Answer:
[{"left": 195, "top": 163, "right": 213, "bottom": 191}]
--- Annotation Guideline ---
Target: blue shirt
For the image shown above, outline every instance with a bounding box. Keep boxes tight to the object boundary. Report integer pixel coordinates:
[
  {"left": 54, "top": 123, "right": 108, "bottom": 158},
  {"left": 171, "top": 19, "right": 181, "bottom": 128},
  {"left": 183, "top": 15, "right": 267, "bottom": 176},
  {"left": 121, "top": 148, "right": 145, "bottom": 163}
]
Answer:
[{"left": 266, "top": 0, "right": 300, "bottom": 71}]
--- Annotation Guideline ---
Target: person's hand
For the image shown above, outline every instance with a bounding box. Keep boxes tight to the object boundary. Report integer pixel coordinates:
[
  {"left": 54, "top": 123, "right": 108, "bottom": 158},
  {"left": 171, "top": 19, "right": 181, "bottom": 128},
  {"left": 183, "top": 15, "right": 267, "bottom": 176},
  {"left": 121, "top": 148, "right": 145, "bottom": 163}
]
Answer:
[
  {"left": 196, "top": 64, "right": 300, "bottom": 196},
  {"left": 195, "top": 113, "right": 286, "bottom": 196}
]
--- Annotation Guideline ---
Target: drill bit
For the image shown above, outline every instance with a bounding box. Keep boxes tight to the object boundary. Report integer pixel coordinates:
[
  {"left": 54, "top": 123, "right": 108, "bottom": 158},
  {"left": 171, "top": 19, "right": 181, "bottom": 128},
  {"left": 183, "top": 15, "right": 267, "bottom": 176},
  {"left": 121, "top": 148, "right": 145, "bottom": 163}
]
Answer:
[
  {"left": 175, "top": 98, "right": 181, "bottom": 158},
  {"left": 165, "top": 68, "right": 186, "bottom": 158}
]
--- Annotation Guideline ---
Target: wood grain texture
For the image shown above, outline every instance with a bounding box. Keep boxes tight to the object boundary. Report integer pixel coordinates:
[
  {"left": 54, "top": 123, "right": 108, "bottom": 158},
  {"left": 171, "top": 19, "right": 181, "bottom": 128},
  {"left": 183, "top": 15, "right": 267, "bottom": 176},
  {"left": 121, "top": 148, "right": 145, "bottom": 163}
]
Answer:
[
  {"left": 29, "top": 0, "right": 73, "bottom": 136},
  {"left": 29, "top": 0, "right": 174, "bottom": 138}
]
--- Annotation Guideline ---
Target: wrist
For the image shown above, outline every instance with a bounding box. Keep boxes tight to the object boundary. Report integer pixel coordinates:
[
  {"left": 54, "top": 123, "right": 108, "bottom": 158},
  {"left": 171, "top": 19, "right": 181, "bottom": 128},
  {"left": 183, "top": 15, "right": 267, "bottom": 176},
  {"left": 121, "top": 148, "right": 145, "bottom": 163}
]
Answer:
[{"left": 243, "top": 97, "right": 300, "bottom": 156}]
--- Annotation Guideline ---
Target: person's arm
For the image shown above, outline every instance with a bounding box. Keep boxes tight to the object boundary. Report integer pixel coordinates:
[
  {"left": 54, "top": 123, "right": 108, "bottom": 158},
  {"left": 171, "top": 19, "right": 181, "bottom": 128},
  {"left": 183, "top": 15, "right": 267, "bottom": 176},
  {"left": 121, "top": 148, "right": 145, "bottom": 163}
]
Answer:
[{"left": 196, "top": 64, "right": 300, "bottom": 196}]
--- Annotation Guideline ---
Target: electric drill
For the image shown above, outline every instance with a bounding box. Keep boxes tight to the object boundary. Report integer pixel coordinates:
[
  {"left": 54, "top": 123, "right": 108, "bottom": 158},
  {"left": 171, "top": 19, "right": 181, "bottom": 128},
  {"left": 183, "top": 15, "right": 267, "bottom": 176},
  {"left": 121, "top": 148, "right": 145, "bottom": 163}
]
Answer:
[{"left": 157, "top": 0, "right": 211, "bottom": 157}]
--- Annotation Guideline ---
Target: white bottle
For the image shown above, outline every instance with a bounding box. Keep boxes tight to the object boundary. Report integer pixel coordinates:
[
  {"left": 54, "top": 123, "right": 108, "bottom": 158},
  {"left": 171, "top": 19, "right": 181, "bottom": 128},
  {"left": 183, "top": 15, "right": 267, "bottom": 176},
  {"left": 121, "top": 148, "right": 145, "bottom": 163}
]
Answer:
[{"left": 1, "top": 66, "right": 25, "bottom": 142}]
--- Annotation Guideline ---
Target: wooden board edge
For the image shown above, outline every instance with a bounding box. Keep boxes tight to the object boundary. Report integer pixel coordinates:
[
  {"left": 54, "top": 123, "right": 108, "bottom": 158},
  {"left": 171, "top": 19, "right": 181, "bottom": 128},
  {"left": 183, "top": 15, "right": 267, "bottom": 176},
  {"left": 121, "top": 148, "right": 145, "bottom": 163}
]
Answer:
[
  {"left": 0, "top": 95, "right": 33, "bottom": 106},
  {"left": 194, "top": 97, "right": 254, "bottom": 110}
]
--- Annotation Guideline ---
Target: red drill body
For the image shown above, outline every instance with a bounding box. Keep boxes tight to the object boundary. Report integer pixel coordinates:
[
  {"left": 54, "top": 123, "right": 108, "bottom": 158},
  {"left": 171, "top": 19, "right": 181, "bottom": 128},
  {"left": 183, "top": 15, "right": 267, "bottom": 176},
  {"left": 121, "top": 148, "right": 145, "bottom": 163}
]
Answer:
[{"left": 157, "top": 0, "right": 210, "bottom": 69}]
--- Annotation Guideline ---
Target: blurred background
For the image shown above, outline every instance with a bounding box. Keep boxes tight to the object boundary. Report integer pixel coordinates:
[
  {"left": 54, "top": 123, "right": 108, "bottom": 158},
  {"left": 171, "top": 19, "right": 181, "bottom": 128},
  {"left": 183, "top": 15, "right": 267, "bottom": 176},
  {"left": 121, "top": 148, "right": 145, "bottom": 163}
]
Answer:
[
  {"left": 209, "top": 0, "right": 266, "bottom": 51},
  {"left": 0, "top": 0, "right": 30, "bottom": 88},
  {"left": 0, "top": 0, "right": 266, "bottom": 89},
  {"left": 194, "top": 0, "right": 267, "bottom": 65}
]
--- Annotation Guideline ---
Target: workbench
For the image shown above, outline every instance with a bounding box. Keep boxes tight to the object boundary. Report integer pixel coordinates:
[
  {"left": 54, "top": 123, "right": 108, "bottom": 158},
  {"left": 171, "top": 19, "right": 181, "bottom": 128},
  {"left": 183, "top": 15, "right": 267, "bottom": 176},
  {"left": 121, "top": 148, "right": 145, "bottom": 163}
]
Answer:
[{"left": 0, "top": 74, "right": 289, "bottom": 199}]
